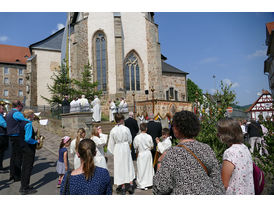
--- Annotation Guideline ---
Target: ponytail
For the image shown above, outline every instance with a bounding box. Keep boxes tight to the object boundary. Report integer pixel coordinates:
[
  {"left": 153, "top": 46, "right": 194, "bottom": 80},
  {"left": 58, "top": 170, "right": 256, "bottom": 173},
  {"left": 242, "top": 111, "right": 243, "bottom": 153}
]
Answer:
[
  {"left": 75, "top": 128, "right": 85, "bottom": 152},
  {"left": 78, "top": 139, "right": 96, "bottom": 180}
]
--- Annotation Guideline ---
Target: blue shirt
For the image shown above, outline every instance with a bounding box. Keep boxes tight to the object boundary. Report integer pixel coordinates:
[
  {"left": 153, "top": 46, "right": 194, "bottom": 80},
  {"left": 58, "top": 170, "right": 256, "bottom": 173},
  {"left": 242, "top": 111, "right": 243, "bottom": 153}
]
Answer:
[
  {"left": 60, "top": 166, "right": 112, "bottom": 195},
  {"left": 24, "top": 122, "right": 38, "bottom": 145},
  {"left": 0, "top": 114, "right": 7, "bottom": 136}
]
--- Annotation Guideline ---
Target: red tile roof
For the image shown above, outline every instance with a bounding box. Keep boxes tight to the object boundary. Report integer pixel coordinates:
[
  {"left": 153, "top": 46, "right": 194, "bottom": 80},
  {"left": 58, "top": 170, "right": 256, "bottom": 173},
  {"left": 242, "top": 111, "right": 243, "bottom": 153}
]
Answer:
[
  {"left": 0, "top": 44, "right": 30, "bottom": 65},
  {"left": 266, "top": 22, "right": 274, "bottom": 35}
]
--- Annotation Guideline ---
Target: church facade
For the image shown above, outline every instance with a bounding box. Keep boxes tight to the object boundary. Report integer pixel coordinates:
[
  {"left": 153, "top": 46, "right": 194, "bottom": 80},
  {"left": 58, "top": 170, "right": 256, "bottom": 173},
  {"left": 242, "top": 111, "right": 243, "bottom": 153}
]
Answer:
[
  {"left": 67, "top": 12, "right": 188, "bottom": 105},
  {"left": 27, "top": 12, "right": 189, "bottom": 114}
]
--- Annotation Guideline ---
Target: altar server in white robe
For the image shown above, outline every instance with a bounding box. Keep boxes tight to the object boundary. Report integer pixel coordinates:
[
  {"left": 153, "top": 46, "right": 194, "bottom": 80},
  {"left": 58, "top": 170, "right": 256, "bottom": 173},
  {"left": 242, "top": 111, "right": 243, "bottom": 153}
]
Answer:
[
  {"left": 91, "top": 95, "right": 101, "bottom": 122},
  {"left": 90, "top": 125, "right": 108, "bottom": 170},
  {"left": 107, "top": 113, "right": 135, "bottom": 195},
  {"left": 155, "top": 128, "right": 172, "bottom": 154},
  {"left": 109, "top": 100, "right": 116, "bottom": 122},
  {"left": 70, "top": 128, "right": 86, "bottom": 169},
  {"left": 133, "top": 123, "right": 154, "bottom": 190}
]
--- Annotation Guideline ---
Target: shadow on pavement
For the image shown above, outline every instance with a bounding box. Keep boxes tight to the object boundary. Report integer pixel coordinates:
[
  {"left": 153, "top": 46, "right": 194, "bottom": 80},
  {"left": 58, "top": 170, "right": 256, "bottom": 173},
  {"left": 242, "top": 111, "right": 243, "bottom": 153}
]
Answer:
[
  {"left": 32, "top": 161, "right": 56, "bottom": 176},
  {"left": 31, "top": 171, "right": 58, "bottom": 190},
  {"left": 0, "top": 179, "right": 12, "bottom": 191}
]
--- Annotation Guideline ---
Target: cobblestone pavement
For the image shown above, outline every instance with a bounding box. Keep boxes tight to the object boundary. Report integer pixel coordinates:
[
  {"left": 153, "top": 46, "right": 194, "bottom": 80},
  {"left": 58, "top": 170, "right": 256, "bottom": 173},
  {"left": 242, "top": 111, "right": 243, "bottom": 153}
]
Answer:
[{"left": 0, "top": 126, "right": 153, "bottom": 195}]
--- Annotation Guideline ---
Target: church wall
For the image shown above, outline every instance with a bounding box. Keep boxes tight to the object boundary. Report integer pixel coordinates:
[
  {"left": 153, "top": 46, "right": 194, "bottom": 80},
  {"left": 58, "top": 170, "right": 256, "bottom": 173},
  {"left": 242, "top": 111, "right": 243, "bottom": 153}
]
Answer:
[
  {"left": 33, "top": 49, "right": 61, "bottom": 106},
  {"left": 121, "top": 12, "right": 149, "bottom": 92},
  {"left": 70, "top": 18, "right": 89, "bottom": 80},
  {"left": 26, "top": 56, "right": 37, "bottom": 106},
  {"left": 162, "top": 73, "right": 187, "bottom": 101},
  {"left": 87, "top": 13, "right": 117, "bottom": 95}
]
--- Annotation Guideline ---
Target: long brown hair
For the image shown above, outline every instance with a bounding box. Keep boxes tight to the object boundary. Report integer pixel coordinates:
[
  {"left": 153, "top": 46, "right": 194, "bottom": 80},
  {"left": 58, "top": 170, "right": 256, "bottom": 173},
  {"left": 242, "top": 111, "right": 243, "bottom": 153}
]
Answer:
[
  {"left": 78, "top": 139, "right": 96, "bottom": 180},
  {"left": 91, "top": 126, "right": 99, "bottom": 137},
  {"left": 75, "top": 128, "right": 86, "bottom": 152}
]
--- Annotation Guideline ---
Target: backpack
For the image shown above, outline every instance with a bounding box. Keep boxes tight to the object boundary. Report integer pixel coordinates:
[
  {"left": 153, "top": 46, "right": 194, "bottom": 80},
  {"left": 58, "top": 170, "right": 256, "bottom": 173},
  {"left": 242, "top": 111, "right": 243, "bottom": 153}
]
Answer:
[{"left": 253, "top": 162, "right": 264, "bottom": 195}]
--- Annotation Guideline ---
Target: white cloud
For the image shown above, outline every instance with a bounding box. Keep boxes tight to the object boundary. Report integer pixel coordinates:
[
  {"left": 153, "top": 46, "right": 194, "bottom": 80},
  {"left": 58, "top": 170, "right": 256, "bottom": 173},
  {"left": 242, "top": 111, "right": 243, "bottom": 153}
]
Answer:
[
  {"left": 223, "top": 78, "right": 239, "bottom": 88},
  {"left": 200, "top": 57, "right": 218, "bottom": 64},
  {"left": 51, "top": 23, "right": 65, "bottom": 34},
  {"left": 247, "top": 49, "right": 266, "bottom": 58},
  {"left": 0, "top": 35, "right": 8, "bottom": 42},
  {"left": 209, "top": 88, "right": 217, "bottom": 94}
]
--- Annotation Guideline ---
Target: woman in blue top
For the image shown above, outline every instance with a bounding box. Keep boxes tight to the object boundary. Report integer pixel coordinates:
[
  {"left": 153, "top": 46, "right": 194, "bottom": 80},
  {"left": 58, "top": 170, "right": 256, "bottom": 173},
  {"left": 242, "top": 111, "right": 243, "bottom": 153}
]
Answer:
[{"left": 60, "top": 139, "right": 112, "bottom": 195}]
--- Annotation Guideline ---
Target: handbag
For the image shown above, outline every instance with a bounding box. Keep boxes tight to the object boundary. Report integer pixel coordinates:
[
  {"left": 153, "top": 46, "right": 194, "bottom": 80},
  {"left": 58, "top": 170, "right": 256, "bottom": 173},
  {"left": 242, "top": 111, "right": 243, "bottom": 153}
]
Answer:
[
  {"left": 62, "top": 170, "right": 72, "bottom": 195},
  {"left": 253, "top": 162, "right": 264, "bottom": 195},
  {"left": 177, "top": 144, "right": 208, "bottom": 175}
]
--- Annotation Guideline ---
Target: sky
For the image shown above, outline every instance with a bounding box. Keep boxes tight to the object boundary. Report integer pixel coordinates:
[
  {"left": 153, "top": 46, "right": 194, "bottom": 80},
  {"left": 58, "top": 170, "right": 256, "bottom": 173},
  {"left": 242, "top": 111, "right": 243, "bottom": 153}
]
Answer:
[{"left": 0, "top": 2, "right": 273, "bottom": 106}]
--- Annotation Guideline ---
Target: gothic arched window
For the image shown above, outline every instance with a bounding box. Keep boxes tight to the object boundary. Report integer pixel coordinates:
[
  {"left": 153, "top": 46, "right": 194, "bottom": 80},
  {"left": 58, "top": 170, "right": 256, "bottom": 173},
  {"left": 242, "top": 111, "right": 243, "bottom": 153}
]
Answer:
[
  {"left": 124, "top": 52, "right": 140, "bottom": 91},
  {"left": 95, "top": 32, "right": 107, "bottom": 91}
]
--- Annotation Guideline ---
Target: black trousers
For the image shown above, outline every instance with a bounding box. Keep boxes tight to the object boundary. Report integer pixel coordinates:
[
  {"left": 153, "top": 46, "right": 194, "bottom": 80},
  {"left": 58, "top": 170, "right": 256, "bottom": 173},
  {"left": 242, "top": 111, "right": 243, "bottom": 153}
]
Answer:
[
  {"left": 21, "top": 144, "right": 36, "bottom": 190},
  {"left": 9, "top": 136, "right": 23, "bottom": 179},
  {"left": 0, "top": 135, "right": 9, "bottom": 168}
]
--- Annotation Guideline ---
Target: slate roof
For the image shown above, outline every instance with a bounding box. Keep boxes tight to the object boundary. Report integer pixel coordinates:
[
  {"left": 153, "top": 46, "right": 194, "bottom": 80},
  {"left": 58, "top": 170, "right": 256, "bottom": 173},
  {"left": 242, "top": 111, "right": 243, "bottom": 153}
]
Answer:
[
  {"left": 0, "top": 44, "right": 30, "bottom": 65},
  {"left": 29, "top": 28, "right": 64, "bottom": 52},
  {"left": 162, "top": 61, "right": 188, "bottom": 75}
]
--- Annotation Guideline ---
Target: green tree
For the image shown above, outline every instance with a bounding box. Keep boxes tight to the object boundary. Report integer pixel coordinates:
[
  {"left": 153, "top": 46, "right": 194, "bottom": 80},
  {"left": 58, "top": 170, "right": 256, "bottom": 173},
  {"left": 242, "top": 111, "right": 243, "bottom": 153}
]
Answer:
[
  {"left": 196, "top": 80, "right": 237, "bottom": 161},
  {"left": 41, "top": 63, "right": 75, "bottom": 105},
  {"left": 72, "top": 62, "right": 101, "bottom": 100},
  {"left": 187, "top": 78, "right": 203, "bottom": 102}
]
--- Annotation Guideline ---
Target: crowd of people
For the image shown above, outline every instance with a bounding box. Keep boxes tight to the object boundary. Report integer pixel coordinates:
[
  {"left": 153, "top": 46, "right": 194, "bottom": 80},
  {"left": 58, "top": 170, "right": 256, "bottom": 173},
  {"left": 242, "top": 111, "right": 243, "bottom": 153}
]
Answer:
[{"left": 0, "top": 98, "right": 272, "bottom": 195}]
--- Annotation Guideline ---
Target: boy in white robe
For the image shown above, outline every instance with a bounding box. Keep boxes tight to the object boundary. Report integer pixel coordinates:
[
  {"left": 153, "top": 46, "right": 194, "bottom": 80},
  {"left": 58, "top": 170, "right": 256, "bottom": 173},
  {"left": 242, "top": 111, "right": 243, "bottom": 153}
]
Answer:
[
  {"left": 91, "top": 95, "right": 101, "bottom": 122},
  {"left": 155, "top": 128, "right": 172, "bottom": 154},
  {"left": 107, "top": 113, "right": 135, "bottom": 195},
  {"left": 133, "top": 123, "right": 154, "bottom": 190}
]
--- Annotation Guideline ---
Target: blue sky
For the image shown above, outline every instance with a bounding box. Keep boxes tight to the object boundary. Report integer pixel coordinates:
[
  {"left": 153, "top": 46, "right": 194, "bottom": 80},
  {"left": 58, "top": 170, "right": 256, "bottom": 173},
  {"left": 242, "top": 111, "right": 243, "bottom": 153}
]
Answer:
[{"left": 0, "top": 12, "right": 273, "bottom": 106}]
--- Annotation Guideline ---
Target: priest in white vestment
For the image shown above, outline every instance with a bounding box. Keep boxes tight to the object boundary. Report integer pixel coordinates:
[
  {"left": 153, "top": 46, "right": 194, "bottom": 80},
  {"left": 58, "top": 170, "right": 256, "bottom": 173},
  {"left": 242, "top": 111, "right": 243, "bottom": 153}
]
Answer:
[
  {"left": 107, "top": 113, "right": 135, "bottom": 195},
  {"left": 79, "top": 95, "right": 90, "bottom": 111},
  {"left": 133, "top": 123, "right": 154, "bottom": 190},
  {"left": 90, "top": 126, "right": 108, "bottom": 170},
  {"left": 109, "top": 100, "right": 116, "bottom": 122},
  {"left": 91, "top": 95, "right": 101, "bottom": 122}
]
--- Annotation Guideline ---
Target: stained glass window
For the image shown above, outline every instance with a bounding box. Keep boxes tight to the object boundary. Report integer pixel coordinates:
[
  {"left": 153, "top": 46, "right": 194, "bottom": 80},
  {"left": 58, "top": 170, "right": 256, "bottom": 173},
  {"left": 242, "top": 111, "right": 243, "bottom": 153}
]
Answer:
[{"left": 124, "top": 52, "right": 140, "bottom": 91}]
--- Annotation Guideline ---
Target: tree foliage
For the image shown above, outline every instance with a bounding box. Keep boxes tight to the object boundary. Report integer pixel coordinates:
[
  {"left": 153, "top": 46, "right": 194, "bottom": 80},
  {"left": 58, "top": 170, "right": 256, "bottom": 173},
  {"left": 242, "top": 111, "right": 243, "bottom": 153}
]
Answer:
[
  {"left": 41, "top": 63, "right": 74, "bottom": 105},
  {"left": 196, "top": 81, "right": 237, "bottom": 162},
  {"left": 72, "top": 62, "right": 101, "bottom": 101},
  {"left": 187, "top": 78, "right": 203, "bottom": 102}
]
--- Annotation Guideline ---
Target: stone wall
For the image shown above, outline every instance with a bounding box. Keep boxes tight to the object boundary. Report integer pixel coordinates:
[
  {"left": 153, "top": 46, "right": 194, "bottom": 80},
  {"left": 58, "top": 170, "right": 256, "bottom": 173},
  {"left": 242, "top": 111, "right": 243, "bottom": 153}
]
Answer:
[
  {"left": 70, "top": 17, "right": 89, "bottom": 80},
  {"left": 0, "top": 63, "right": 27, "bottom": 103},
  {"left": 162, "top": 73, "right": 187, "bottom": 101}
]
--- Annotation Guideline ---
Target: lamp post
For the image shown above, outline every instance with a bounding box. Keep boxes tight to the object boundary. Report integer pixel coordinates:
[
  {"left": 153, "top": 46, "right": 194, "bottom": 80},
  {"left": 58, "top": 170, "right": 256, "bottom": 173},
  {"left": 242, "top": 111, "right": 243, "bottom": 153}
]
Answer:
[
  {"left": 151, "top": 87, "right": 155, "bottom": 114},
  {"left": 132, "top": 92, "right": 136, "bottom": 115}
]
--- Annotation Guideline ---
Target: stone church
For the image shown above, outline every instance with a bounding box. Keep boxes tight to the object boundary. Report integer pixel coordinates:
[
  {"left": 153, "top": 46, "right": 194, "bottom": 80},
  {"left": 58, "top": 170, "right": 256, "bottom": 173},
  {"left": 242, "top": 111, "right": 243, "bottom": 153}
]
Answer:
[{"left": 26, "top": 12, "right": 189, "bottom": 114}]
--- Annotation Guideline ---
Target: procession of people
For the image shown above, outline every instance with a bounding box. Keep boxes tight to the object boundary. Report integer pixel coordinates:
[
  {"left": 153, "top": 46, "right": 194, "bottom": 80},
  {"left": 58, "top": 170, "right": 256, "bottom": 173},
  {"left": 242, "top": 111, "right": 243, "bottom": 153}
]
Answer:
[{"left": 0, "top": 96, "right": 272, "bottom": 195}]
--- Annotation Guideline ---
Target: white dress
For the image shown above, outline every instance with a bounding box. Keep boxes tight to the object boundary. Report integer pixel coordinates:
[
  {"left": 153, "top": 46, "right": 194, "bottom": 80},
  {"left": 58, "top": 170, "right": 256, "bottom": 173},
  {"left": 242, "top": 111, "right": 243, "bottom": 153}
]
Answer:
[
  {"left": 70, "top": 138, "right": 83, "bottom": 169},
  {"left": 223, "top": 144, "right": 255, "bottom": 195},
  {"left": 90, "top": 134, "right": 108, "bottom": 170},
  {"left": 133, "top": 133, "right": 154, "bottom": 188},
  {"left": 91, "top": 97, "right": 101, "bottom": 122},
  {"left": 109, "top": 101, "right": 116, "bottom": 122},
  {"left": 107, "top": 124, "right": 135, "bottom": 185},
  {"left": 157, "top": 136, "right": 172, "bottom": 154}
]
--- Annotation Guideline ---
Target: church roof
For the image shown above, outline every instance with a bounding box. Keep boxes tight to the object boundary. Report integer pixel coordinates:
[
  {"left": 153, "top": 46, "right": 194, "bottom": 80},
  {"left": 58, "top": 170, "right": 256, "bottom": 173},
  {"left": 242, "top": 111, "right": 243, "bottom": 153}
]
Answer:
[
  {"left": 29, "top": 28, "right": 64, "bottom": 52},
  {"left": 162, "top": 61, "right": 188, "bottom": 75},
  {"left": 0, "top": 44, "right": 30, "bottom": 65}
]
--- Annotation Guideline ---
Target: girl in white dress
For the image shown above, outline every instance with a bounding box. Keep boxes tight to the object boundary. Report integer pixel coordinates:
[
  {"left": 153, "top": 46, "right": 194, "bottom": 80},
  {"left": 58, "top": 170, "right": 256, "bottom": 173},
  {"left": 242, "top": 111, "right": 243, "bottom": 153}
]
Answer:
[
  {"left": 70, "top": 128, "right": 86, "bottom": 169},
  {"left": 133, "top": 123, "right": 154, "bottom": 190},
  {"left": 90, "top": 126, "right": 108, "bottom": 170}
]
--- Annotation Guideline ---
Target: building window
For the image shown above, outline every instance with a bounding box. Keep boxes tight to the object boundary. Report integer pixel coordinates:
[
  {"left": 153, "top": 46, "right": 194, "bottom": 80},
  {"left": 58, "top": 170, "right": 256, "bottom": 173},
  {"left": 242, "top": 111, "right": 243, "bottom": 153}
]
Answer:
[
  {"left": 4, "top": 77, "right": 9, "bottom": 84},
  {"left": 167, "top": 87, "right": 178, "bottom": 100},
  {"left": 94, "top": 32, "right": 107, "bottom": 91},
  {"left": 4, "top": 67, "right": 9, "bottom": 75},
  {"left": 19, "top": 68, "right": 23, "bottom": 75},
  {"left": 124, "top": 52, "right": 141, "bottom": 91},
  {"left": 169, "top": 87, "right": 174, "bottom": 99},
  {"left": 175, "top": 90, "right": 178, "bottom": 101},
  {"left": 166, "top": 90, "right": 169, "bottom": 100},
  {"left": 4, "top": 90, "right": 8, "bottom": 97},
  {"left": 18, "top": 90, "right": 23, "bottom": 97},
  {"left": 19, "top": 78, "right": 23, "bottom": 85}
]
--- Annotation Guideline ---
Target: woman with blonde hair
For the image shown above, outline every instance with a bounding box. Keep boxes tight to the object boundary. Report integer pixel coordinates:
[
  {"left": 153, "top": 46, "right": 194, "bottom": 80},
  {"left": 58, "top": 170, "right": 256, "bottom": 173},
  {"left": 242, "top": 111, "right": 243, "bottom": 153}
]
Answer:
[
  {"left": 217, "top": 118, "right": 254, "bottom": 195},
  {"left": 90, "top": 125, "right": 108, "bottom": 170},
  {"left": 60, "top": 139, "right": 112, "bottom": 195},
  {"left": 70, "top": 128, "right": 86, "bottom": 169}
]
